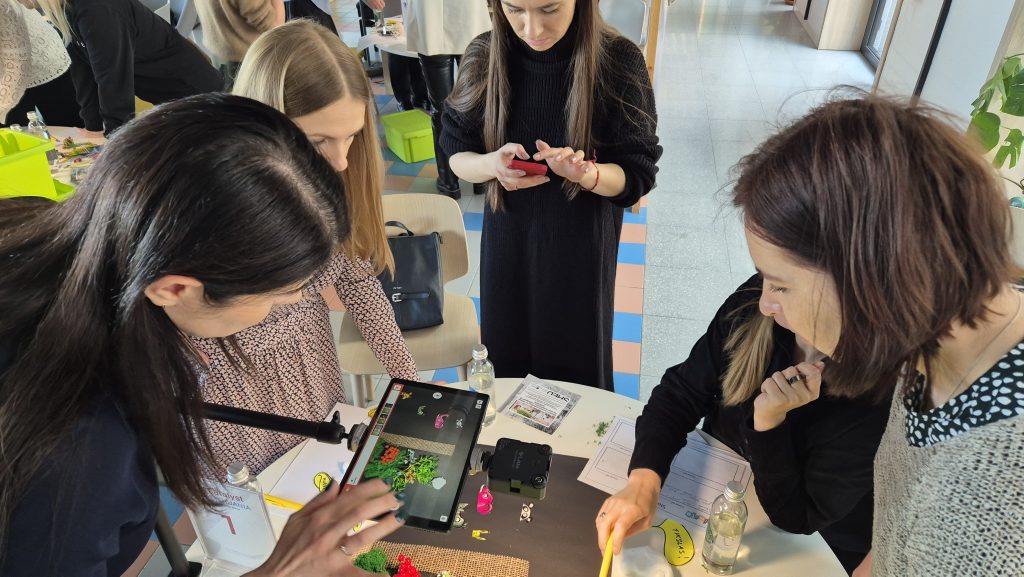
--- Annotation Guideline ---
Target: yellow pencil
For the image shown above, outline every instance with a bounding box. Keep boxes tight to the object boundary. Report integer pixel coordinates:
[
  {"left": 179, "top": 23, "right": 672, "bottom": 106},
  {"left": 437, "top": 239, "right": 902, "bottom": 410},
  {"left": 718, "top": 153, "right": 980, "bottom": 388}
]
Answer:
[
  {"left": 264, "top": 494, "right": 303, "bottom": 511},
  {"left": 599, "top": 534, "right": 614, "bottom": 577}
]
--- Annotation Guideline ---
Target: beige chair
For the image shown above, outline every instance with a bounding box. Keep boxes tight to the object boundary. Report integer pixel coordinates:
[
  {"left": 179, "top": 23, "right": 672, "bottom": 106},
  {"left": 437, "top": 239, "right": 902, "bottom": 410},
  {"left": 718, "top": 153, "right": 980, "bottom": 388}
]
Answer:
[{"left": 337, "top": 193, "right": 479, "bottom": 406}]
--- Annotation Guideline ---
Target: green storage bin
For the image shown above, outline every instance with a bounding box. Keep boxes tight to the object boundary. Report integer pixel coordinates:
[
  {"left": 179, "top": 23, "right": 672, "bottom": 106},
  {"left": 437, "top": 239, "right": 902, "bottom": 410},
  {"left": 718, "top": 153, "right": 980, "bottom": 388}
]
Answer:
[
  {"left": 0, "top": 129, "right": 60, "bottom": 200},
  {"left": 380, "top": 110, "right": 434, "bottom": 163}
]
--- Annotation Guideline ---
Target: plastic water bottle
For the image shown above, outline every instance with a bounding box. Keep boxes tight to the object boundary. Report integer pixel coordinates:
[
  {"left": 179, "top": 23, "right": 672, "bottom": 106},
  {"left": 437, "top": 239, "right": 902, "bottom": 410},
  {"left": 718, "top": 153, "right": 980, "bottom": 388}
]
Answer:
[
  {"left": 702, "top": 481, "right": 748, "bottom": 574},
  {"left": 25, "top": 111, "right": 57, "bottom": 164},
  {"left": 226, "top": 462, "right": 263, "bottom": 494},
  {"left": 468, "top": 344, "right": 497, "bottom": 426}
]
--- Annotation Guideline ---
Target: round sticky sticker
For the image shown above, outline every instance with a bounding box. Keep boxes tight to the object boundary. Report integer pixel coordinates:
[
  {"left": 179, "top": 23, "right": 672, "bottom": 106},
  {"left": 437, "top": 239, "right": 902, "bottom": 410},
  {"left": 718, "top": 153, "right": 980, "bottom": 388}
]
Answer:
[
  {"left": 313, "top": 472, "right": 333, "bottom": 493},
  {"left": 433, "top": 392, "right": 442, "bottom": 399}
]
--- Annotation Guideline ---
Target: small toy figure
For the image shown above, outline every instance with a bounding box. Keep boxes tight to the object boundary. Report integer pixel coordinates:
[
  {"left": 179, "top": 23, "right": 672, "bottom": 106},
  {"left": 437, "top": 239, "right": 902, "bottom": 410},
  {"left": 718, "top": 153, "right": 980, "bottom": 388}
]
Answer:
[
  {"left": 353, "top": 548, "right": 387, "bottom": 573},
  {"left": 477, "top": 484, "right": 494, "bottom": 514},
  {"left": 453, "top": 503, "right": 469, "bottom": 528},
  {"left": 434, "top": 413, "right": 449, "bottom": 429},
  {"left": 519, "top": 503, "right": 534, "bottom": 523},
  {"left": 437, "top": 571, "right": 455, "bottom": 577},
  {"left": 471, "top": 529, "right": 489, "bottom": 541},
  {"left": 396, "top": 554, "right": 421, "bottom": 577},
  {"left": 417, "top": 405, "right": 426, "bottom": 415},
  {"left": 455, "top": 418, "right": 464, "bottom": 428},
  {"left": 402, "top": 392, "right": 412, "bottom": 400}
]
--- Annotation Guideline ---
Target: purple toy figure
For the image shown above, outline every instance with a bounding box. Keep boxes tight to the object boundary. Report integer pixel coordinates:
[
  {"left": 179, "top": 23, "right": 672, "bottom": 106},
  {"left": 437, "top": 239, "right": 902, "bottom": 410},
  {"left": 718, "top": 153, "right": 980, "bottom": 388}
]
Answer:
[{"left": 477, "top": 484, "right": 494, "bottom": 515}]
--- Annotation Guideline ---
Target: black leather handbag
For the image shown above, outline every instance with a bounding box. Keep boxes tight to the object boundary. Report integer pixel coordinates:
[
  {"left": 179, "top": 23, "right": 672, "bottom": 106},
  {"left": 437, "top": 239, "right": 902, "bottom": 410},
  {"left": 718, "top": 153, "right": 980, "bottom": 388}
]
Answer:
[{"left": 377, "top": 221, "right": 444, "bottom": 330}]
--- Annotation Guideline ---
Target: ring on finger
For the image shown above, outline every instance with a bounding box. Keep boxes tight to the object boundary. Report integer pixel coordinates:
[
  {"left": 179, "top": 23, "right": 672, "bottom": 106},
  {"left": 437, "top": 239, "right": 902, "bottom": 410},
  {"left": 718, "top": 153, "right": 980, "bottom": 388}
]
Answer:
[{"left": 786, "top": 374, "right": 803, "bottom": 385}]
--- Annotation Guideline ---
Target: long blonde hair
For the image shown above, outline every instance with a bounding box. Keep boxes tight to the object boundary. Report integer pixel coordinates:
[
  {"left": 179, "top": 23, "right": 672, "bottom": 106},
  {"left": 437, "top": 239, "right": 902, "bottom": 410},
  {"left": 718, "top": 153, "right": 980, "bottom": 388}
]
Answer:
[
  {"left": 720, "top": 297, "right": 777, "bottom": 406},
  {"left": 35, "top": 0, "right": 72, "bottom": 45},
  {"left": 234, "top": 20, "right": 393, "bottom": 274}
]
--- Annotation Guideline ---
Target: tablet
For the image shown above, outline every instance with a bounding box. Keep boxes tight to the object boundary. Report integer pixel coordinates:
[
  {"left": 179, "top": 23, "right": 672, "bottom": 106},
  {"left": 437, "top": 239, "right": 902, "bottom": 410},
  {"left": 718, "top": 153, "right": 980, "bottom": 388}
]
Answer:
[{"left": 342, "top": 379, "right": 489, "bottom": 532}]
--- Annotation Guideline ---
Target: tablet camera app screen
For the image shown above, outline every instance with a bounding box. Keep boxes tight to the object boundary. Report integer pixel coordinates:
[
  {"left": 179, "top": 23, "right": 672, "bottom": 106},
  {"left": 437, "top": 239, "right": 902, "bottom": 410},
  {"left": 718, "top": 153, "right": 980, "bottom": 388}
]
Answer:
[{"left": 343, "top": 381, "right": 487, "bottom": 530}]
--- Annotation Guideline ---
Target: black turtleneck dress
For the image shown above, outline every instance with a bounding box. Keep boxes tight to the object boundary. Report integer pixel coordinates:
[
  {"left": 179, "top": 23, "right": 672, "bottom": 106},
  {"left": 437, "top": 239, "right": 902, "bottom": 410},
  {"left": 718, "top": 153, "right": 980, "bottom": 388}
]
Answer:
[{"left": 441, "top": 25, "right": 661, "bottom": 390}]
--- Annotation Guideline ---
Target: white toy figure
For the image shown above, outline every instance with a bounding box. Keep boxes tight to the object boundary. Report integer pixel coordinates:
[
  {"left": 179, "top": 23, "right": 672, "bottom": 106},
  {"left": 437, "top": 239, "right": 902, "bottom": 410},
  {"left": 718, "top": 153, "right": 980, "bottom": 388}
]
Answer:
[{"left": 519, "top": 503, "right": 534, "bottom": 523}]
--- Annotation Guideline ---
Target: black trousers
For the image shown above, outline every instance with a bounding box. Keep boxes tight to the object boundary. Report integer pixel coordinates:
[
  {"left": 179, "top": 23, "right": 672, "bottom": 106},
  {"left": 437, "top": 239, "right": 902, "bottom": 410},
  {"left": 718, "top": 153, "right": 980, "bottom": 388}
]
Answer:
[
  {"left": 388, "top": 54, "right": 428, "bottom": 109},
  {"left": 287, "top": 0, "right": 338, "bottom": 34},
  {"left": 418, "top": 53, "right": 460, "bottom": 192}
]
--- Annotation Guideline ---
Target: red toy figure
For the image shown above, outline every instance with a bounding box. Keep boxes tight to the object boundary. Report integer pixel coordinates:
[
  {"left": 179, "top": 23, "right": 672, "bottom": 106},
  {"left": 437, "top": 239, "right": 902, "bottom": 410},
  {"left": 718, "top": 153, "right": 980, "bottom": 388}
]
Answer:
[{"left": 396, "top": 554, "right": 421, "bottom": 577}]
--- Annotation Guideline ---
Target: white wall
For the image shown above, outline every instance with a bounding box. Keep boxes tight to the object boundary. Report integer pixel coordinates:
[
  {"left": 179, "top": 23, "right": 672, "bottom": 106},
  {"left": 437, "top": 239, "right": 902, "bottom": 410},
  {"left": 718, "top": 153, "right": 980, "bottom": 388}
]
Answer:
[
  {"left": 920, "top": 0, "right": 1017, "bottom": 124},
  {"left": 875, "top": 0, "right": 943, "bottom": 97}
]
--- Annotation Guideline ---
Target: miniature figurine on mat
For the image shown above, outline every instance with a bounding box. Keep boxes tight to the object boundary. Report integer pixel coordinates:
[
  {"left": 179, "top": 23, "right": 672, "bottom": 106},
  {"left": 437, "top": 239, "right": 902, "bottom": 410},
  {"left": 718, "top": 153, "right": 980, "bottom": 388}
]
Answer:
[
  {"left": 477, "top": 484, "right": 493, "bottom": 514},
  {"left": 453, "top": 502, "right": 469, "bottom": 528},
  {"left": 519, "top": 503, "right": 533, "bottom": 523},
  {"left": 353, "top": 548, "right": 388, "bottom": 573},
  {"left": 472, "top": 529, "right": 489, "bottom": 540}
]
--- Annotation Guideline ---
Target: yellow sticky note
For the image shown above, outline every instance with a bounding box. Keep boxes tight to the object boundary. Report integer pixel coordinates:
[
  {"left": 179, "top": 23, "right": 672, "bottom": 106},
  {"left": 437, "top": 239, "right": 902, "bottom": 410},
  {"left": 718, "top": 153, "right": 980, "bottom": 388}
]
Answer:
[
  {"left": 655, "top": 519, "right": 695, "bottom": 566},
  {"left": 313, "top": 472, "right": 333, "bottom": 493}
]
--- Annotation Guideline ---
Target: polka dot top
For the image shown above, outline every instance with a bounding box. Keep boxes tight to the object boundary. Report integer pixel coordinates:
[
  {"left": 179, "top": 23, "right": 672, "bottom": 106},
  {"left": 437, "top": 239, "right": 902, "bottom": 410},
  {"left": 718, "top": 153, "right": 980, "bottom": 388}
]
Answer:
[{"left": 903, "top": 340, "right": 1024, "bottom": 447}]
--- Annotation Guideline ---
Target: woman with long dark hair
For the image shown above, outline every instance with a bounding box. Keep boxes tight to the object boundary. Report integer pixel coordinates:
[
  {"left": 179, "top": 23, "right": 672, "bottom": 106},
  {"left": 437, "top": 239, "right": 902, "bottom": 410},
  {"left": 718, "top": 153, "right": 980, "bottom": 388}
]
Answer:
[
  {"left": 731, "top": 96, "right": 1024, "bottom": 576},
  {"left": 443, "top": 0, "right": 661, "bottom": 390},
  {"left": 0, "top": 93, "right": 404, "bottom": 575}
]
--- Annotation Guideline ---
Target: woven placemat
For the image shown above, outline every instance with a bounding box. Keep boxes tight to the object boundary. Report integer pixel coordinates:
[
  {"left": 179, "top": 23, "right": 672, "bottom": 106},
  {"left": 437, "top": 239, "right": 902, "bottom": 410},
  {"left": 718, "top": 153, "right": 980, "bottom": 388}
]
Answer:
[{"left": 360, "top": 540, "right": 530, "bottom": 577}]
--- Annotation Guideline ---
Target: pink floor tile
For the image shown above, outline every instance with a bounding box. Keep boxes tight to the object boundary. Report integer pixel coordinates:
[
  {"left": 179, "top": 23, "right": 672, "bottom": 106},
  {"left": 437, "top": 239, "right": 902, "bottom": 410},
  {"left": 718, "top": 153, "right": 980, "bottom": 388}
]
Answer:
[
  {"left": 620, "top": 223, "right": 646, "bottom": 244},
  {"left": 418, "top": 163, "right": 439, "bottom": 178},
  {"left": 384, "top": 175, "right": 414, "bottom": 191},
  {"left": 614, "top": 286, "right": 644, "bottom": 315},
  {"left": 613, "top": 341, "right": 642, "bottom": 374},
  {"left": 616, "top": 264, "right": 645, "bottom": 288}
]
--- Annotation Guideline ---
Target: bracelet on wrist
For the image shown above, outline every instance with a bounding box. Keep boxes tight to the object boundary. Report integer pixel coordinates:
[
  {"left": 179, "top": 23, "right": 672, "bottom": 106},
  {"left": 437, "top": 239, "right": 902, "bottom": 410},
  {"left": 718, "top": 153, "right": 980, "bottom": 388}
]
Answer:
[{"left": 582, "top": 160, "right": 600, "bottom": 192}]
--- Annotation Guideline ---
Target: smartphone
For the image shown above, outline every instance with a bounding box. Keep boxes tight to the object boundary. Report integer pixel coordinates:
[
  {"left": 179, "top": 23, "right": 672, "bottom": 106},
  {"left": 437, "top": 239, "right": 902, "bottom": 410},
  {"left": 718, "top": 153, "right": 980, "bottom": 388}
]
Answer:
[{"left": 509, "top": 159, "right": 549, "bottom": 176}]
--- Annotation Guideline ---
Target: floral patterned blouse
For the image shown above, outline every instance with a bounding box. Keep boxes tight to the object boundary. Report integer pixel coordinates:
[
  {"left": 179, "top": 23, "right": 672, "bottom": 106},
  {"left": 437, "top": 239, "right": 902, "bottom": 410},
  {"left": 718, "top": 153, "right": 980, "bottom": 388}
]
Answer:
[{"left": 194, "top": 251, "right": 418, "bottom": 473}]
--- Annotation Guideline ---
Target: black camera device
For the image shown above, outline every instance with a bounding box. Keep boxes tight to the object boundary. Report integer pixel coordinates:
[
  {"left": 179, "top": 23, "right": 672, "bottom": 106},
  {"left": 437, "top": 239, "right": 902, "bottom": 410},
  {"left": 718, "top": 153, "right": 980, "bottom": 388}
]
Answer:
[{"left": 472, "top": 438, "right": 552, "bottom": 500}]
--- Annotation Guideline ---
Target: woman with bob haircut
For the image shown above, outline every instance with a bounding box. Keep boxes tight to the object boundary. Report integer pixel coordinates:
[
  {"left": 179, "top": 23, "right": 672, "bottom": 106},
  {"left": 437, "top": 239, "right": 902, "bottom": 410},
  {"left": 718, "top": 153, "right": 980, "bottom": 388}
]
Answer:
[
  {"left": 443, "top": 0, "right": 662, "bottom": 390},
  {"left": 731, "top": 95, "right": 1024, "bottom": 576},
  {"left": 0, "top": 94, "right": 405, "bottom": 575},
  {"left": 193, "top": 20, "right": 420, "bottom": 475}
]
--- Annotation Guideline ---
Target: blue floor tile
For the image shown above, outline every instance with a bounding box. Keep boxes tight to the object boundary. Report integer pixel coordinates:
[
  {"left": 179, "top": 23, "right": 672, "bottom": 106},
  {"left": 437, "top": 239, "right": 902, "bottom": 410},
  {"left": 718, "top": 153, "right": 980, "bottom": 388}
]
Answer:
[
  {"left": 463, "top": 212, "right": 483, "bottom": 232},
  {"left": 382, "top": 147, "right": 400, "bottom": 162},
  {"left": 613, "top": 312, "right": 643, "bottom": 343},
  {"left": 623, "top": 207, "right": 647, "bottom": 225},
  {"left": 388, "top": 160, "right": 429, "bottom": 176},
  {"left": 617, "top": 243, "right": 645, "bottom": 265},
  {"left": 613, "top": 372, "right": 640, "bottom": 400},
  {"left": 431, "top": 367, "right": 461, "bottom": 383}
]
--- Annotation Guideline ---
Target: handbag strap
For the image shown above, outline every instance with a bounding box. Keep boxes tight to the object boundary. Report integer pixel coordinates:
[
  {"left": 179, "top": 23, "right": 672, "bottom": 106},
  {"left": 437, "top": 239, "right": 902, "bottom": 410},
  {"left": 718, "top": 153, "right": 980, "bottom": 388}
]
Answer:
[{"left": 384, "top": 220, "right": 415, "bottom": 237}]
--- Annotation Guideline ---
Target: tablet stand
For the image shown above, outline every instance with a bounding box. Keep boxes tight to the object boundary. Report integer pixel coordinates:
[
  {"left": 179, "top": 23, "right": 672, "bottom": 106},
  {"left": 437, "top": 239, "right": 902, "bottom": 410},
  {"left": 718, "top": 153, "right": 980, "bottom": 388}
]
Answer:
[{"left": 157, "top": 403, "right": 367, "bottom": 577}]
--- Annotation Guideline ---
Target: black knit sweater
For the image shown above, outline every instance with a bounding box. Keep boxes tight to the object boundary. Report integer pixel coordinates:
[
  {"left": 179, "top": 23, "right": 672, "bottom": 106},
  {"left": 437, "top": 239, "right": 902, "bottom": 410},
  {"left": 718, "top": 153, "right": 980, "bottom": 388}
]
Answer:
[{"left": 441, "top": 22, "right": 661, "bottom": 390}]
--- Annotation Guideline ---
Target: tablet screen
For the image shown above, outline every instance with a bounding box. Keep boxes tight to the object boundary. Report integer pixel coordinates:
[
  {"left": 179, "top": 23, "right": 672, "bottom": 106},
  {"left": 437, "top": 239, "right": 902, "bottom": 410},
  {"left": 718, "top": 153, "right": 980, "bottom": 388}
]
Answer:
[{"left": 342, "top": 379, "right": 489, "bottom": 532}]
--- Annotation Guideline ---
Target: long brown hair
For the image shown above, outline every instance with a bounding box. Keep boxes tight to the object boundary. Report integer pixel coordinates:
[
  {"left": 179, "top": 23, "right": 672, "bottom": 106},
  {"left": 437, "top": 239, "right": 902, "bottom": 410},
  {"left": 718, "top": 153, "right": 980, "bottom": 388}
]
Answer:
[
  {"left": 721, "top": 301, "right": 777, "bottom": 406},
  {"left": 0, "top": 94, "right": 349, "bottom": 557},
  {"left": 450, "top": 0, "right": 646, "bottom": 210},
  {"left": 733, "top": 95, "right": 1019, "bottom": 398},
  {"left": 234, "top": 19, "right": 394, "bottom": 274}
]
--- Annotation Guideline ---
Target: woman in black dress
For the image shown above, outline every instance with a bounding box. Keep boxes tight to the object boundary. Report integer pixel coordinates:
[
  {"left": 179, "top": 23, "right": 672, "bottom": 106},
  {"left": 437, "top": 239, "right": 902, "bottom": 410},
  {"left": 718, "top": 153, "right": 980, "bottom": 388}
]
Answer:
[{"left": 442, "top": 0, "right": 661, "bottom": 390}]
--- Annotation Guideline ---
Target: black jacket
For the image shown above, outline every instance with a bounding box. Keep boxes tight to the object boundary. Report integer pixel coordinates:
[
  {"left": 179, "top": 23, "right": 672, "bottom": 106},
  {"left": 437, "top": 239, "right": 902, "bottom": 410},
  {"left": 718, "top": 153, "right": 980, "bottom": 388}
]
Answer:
[
  {"left": 629, "top": 275, "right": 891, "bottom": 572},
  {"left": 66, "top": 0, "right": 221, "bottom": 134}
]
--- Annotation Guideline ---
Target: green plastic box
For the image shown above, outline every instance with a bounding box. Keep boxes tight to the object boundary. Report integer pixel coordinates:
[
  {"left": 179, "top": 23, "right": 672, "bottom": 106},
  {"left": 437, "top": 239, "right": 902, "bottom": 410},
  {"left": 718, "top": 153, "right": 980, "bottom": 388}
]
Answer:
[
  {"left": 0, "top": 129, "right": 62, "bottom": 200},
  {"left": 380, "top": 110, "right": 435, "bottom": 164}
]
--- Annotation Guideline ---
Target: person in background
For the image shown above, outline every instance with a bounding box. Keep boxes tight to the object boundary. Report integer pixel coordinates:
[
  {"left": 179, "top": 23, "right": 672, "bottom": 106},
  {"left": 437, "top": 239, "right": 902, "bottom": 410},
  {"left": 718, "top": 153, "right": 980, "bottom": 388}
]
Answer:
[
  {"left": 195, "top": 20, "right": 418, "bottom": 474},
  {"left": 730, "top": 96, "right": 1024, "bottom": 576},
  {"left": 0, "top": 0, "right": 81, "bottom": 127},
  {"left": 287, "top": 0, "right": 338, "bottom": 33},
  {"left": 443, "top": 0, "right": 661, "bottom": 390},
  {"left": 0, "top": 93, "right": 405, "bottom": 576},
  {"left": 35, "top": 0, "right": 222, "bottom": 135},
  {"left": 359, "top": 0, "right": 429, "bottom": 112},
  {"left": 194, "top": 0, "right": 284, "bottom": 85},
  {"left": 405, "top": 0, "right": 491, "bottom": 199},
  {"left": 596, "top": 275, "right": 889, "bottom": 574}
]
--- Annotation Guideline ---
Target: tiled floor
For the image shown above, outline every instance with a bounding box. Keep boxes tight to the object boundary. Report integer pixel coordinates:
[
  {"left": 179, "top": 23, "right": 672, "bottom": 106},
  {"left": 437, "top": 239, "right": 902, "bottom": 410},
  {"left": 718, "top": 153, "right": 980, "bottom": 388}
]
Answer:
[{"left": 138, "top": 1, "right": 875, "bottom": 574}]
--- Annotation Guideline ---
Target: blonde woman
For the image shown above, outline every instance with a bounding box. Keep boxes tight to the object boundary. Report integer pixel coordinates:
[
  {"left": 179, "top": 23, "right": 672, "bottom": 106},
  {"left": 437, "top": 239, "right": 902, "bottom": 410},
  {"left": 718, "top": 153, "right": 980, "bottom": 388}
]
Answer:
[
  {"left": 595, "top": 276, "right": 890, "bottom": 574},
  {"left": 193, "top": 20, "right": 418, "bottom": 474},
  {"left": 34, "top": 0, "right": 221, "bottom": 135}
]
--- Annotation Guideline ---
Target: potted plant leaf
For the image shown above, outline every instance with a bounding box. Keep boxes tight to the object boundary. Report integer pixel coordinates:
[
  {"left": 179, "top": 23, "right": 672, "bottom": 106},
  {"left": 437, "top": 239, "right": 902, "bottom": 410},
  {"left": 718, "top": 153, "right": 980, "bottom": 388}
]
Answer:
[{"left": 969, "top": 53, "right": 1024, "bottom": 194}]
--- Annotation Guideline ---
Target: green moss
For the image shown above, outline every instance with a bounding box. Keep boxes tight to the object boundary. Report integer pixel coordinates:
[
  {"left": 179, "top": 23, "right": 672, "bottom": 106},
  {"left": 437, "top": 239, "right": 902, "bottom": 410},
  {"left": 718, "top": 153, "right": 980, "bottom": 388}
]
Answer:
[{"left": 353, "top": 548, "right": 388, "bottom": 573}]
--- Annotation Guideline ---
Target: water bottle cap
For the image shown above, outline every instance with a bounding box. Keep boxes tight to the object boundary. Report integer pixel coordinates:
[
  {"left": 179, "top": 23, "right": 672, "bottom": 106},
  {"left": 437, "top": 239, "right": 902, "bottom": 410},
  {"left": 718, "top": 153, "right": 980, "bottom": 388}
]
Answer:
[
  {"left": 226, "top": 462, "right": 251, "bottom": 484},
  {"left": 26, "top": 111, "right": 37, "bottom": 121},
  {"left": 725, "top": 481, "right": 746, "bottom": 501},
  {"left": 472, "top": 344, "right": 488, "bottom": 360}
]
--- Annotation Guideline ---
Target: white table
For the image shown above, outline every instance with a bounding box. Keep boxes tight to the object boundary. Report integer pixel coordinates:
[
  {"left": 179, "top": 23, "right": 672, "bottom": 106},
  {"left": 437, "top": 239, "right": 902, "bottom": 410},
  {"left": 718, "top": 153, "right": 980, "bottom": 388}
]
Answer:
[
  {"left": 186, "top": 379, "right": 845, "bottom": 576},
  {"left": 355, "top": 16, "right": 418, "bottom": 59}
]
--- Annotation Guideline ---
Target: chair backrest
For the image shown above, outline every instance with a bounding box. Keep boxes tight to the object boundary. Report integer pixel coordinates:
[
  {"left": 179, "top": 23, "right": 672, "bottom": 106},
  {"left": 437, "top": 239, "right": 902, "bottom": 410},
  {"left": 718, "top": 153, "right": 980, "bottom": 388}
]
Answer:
[
  {"left": 173, "top": 0, "right": 199, "bottom": 35},
  {"left": 381, "top": 193, "right": 469, "bottom": 284},
  {"left": 600, "top": 0, "right": 649, "bottom": 49}
]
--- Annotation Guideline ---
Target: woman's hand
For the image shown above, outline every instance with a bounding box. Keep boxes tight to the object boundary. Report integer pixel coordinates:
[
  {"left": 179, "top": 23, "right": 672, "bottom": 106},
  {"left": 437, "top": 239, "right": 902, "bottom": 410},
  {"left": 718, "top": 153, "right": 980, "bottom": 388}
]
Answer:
[
  {"left": 488, "top": 143, "right": 550, "bottom": 191},
  {"left": 534, "top": 140, "right": 592, "bottom": 185},
  {"left": 245, "top": 479, "right": 404, "bottom": 577},
  {"left": 752, "top": 361, "right": 825, "bottom": 431},
  {"left": 596, "top": 468, "right": 661, "bottom": 556},
  {"left": 362, "top": 0, "right": 386, "bottom": 10}
]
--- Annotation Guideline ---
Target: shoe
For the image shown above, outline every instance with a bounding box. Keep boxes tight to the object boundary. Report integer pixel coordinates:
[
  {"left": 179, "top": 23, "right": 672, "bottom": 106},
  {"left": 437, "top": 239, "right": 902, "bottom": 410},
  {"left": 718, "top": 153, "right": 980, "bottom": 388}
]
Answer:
[
  {"left": 413, "top": 97, "right": 432, "bottom": 113},
  {"left": 397, "top": 100, "right": 416, "bottom": 112},
  {"left": 437, "top": 179, "right": 461, "bottom": 200}
]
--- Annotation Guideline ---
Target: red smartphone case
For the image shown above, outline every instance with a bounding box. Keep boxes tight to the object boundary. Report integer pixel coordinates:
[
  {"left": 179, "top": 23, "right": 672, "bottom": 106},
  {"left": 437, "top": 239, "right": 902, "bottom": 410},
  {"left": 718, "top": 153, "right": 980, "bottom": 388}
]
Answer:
[{"left": 509, "top": 159, "right": 549, "bottom": 176}]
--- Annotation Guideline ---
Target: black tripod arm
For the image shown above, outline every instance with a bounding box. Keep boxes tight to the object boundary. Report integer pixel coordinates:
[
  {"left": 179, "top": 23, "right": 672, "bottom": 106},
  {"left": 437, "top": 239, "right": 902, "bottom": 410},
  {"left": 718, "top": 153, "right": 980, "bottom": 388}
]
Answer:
[{"left": 203, "top": 403, "right": 346, "bottom": 445}]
